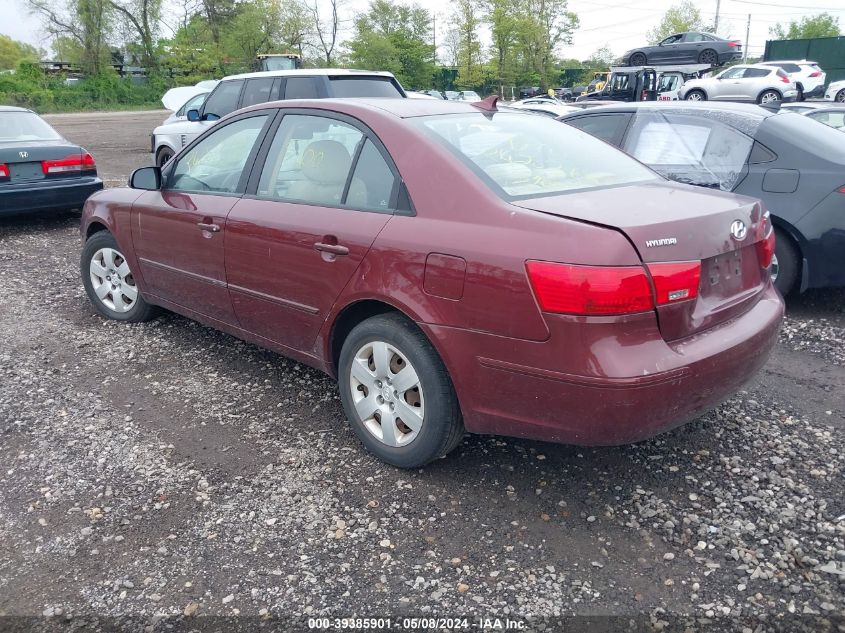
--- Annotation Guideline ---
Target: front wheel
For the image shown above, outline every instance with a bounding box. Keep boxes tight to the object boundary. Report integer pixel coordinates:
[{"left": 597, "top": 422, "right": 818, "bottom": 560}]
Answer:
[
  {"left": 338, "top": 313, "right": 464, "bottom": 468},
  {"left": 836, "top": 89, "right": 845, "bottom": 103},
  {"left": 629, "top": 52, "right": 647, "bottom": 66},
  {"left": 698, "top": 49, "right": 718, "bottom": 66},
  {"left": 685, "top": 89, "right": 707, "bottom": 101},
  {"left": 758, "top": 90, "right": 781, "bottom": 105},
  {"left": 156, "top": 147, "right": 174, "bottom": 168},
  {"left": 81, "top": 231, "right": 158, "bottom": 322}
]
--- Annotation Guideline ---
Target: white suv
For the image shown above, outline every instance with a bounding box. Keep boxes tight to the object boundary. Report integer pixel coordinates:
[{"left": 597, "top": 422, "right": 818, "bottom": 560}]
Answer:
[
  {"left": 151, "top": 69, "right": 406, "bottom": 167},
  {"left": 759, "top": 60, "right": 826, "bottom": 100}
]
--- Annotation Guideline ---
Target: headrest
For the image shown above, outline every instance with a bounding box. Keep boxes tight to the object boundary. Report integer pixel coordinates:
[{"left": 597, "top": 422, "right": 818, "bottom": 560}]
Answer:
[{"left": 300, "top": 140, "right": 351, "bottom": 184}]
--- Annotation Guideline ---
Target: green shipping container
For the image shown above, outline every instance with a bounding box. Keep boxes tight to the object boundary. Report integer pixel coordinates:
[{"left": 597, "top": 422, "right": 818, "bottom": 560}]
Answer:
[{"left": 764, "top": 36, "right": 845, "bottom": 86}]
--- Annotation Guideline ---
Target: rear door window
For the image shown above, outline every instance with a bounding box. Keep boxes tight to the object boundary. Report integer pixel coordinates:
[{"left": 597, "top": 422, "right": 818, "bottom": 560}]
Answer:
[
  {"left": 564, "top": 113, "right": 632, "bottom": 146},
  {"left": 284, "top": 77, "right": 320, "bottom": 99},
  {"left": 329, "top": 77, "right": 403, "bottom": 97},
  {"left": 241, "top": 78, "right": 275, "bottom": 107},
  {"left": 743, "top": 68, "right": 772, "bottom": 79},
  {"left": 623, "top": 112, "right": 753, "bottom": 190},
  {"left": 202, "top": 80, "right": 244, "bottom": 118},
  {"left": 347, "top": 140, "right": 397, "bottom": 211}
]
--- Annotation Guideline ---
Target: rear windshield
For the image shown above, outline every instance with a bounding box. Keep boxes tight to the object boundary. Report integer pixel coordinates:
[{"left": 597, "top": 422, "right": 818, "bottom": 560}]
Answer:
[
  {"left": 414, "top": 112, "right": 656, "bottom": 199},
  {"left": 0, "top": 112, "right": 62, "bottom": 142},
  {"left": 329, "top": 77, "right": 403, "bottom": 98}
]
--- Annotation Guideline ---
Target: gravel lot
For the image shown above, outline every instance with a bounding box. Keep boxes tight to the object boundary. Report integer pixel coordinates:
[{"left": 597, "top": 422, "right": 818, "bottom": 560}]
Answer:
[{"left": 0, "top": 112, "right": 843, "bottom": 631}]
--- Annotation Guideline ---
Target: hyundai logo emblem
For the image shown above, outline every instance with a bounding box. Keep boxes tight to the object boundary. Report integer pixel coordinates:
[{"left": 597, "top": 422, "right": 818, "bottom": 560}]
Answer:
[
  {"left": 19, "top": 151, "right": 28, "bottom": 159},
  {"left": 730, "top": 220, "right": 747, "bottom": 241}
]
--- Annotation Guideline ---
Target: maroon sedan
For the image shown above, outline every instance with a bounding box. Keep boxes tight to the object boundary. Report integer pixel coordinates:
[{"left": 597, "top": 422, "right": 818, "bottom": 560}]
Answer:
[{"left": 80, "top": 98, "right": 783, "bottom": 468}]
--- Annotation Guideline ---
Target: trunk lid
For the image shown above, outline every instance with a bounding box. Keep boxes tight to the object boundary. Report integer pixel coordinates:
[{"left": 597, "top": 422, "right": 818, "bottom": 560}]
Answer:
[
  {"left": 513, "top": 181, "right": 769, "bottom": 340},
  {"left": 0, "top": 141, "right": 92, "bottom": 185}
]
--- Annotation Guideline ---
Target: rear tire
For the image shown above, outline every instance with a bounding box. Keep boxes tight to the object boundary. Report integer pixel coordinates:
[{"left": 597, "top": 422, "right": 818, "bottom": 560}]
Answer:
[
  {"left": 81, "top": 231, "right": 158, "bottom": 322},
  {"left": 338, "top": 313, "right": 464, "bottom": 468},
  {"left": 772, "top": 227, "right": 799, "bottom": 296},
  {"left": 156, "top": 147, "right": 174, "bottom": 168},
  {"left": 685, "top": 89, "right": 707, "bottom": 101},
  {"left": 836, "top": 89, "right": 845, "bottom": 103},
  {"left": 629, "top": 52, "right": 647, "bottom": 66},
  {"left": 698, "top": 49, "right": 718, "bottom": 66},
  {"left": 757, "top": 89, "right": 781, "bottom": 105}
]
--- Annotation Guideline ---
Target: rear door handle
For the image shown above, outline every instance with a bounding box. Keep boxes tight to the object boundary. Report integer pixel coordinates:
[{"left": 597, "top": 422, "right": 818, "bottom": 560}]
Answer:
[
  {"left": 197, "top": 222, "right": 220, "bottom": 233},
  {"left": 314, "top": 242, "right": 349, "bottom": 256}
]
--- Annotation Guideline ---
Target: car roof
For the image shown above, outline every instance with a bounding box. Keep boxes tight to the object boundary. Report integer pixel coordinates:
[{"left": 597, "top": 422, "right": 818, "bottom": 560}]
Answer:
[
  {"left": 221, "top": 68, "right": 397, "bottom": 81},
  {"left": 242, "top": 97, "right": 506, "bottom": 119},
  {"left": 760, "top": 60, "right": 818, "bottom": 65},
  {"left": 0, "top": 105, "right": 32, "bottom": 113},
  {"left": 560, "top": 100, "right": 775, "bottom": 119},
  {"left": 782, "top": 102, "right": 845, "bottom": 110}
]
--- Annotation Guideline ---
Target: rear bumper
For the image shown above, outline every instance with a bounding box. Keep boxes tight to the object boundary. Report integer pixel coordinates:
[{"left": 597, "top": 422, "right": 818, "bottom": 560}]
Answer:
[
  {"left": 0, "top": 177, "right": 103, "bottom": 216},
  {"left": 424, "top": 283, "right": 783, "bottom": 445}
]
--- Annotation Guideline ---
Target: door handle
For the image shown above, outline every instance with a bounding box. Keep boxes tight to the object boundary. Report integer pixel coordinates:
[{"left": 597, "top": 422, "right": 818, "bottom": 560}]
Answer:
[
  {"left": 314, "top": 242, "right": 349, "bottom": 256},
  {"left": 197, "top": 222, "right": 220, "bottom": 233}
]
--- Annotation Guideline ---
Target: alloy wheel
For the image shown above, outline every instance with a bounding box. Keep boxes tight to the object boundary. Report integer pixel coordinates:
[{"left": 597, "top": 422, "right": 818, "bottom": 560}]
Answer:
[
  {"left": 687, "top": 91, "right": 705, "bottom": 101},
  {"left": 89, "top": 248, "right": 138, "bottom": 313},
  {"left": 760, "top": 91, "right": 780, "bottom": 104},
  {"left": 349, "top": 341, "right": 424, "bottom": 447},
  {"left": 699, "top": 50, "right": 717, "bottom": 65},
  {"left": 837, "top": 90, "right": 845, "bottom": 103}
]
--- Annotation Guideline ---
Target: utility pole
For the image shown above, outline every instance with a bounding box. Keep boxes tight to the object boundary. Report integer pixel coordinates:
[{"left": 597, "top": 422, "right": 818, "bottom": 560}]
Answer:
[
  {"left": 714, "top": 0, "right": 721, "bottom": 33},
  {"left": 432, "top": 14, "right": 437, "bottom": 65},
  {"left": 744, "top": 14, "right": 751, "bottom": 62}
]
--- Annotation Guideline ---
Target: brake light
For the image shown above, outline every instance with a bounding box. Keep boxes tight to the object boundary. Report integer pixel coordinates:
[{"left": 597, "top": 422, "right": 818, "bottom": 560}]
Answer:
[
  {"left": 646, "top": 262, "right": 701, "bottom": 304},
  {"left": 525, "top": 262, "right": 653, "bottom": 315},
  {"left": 41, "top": 153, "right": 96, "bottom": 175},
  {"left": 781, "top": 75, "right": 790, "bottom": 84},
  {"left": 728, "top": 41, "right": 739, "bottom": 48},
  {"left": 757, "top": 230, "right": 776, "bottom": 269},
  {"left": 809, "top": 71, "right": 822, "bottom": 77},
  {"left": 836, "top": 185, "right": 845, "bottom": 193},
  {"left": 0, "top": 164, "right": 8, "bottom": 178}
]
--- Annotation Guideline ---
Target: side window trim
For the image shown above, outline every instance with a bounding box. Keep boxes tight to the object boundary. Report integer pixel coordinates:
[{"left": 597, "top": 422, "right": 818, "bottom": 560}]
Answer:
[
  {"left": 162, "top": 110, "right": 276, "bottom": 196},
  {"left": 244, "top": 108, "right": 411, "bottom": 215},
  {"left": 341, "top": 137, "right": 367, "bottom": 205}
]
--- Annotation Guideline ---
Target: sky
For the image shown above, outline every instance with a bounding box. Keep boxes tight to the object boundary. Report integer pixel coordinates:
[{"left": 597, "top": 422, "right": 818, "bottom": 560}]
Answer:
[{"left": 5, "top": 0, "right": 845, "bottom": 64}]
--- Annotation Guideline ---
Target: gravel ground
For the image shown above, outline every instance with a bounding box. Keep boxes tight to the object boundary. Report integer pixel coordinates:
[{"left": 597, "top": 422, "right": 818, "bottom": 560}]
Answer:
[{"left": 0, "top": 113, "right": 842, "bottom": 632}]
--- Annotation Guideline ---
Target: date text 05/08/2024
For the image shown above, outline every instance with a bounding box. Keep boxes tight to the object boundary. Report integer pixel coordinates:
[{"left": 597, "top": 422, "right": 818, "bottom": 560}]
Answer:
[{"left": 308, "top": 617, "right": 527, "bottom": 630}]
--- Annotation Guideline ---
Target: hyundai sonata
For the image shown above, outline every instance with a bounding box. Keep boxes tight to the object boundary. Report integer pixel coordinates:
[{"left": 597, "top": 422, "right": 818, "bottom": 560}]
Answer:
[{"left": 80, "top": 98, "right": 783, "bottom": 467}]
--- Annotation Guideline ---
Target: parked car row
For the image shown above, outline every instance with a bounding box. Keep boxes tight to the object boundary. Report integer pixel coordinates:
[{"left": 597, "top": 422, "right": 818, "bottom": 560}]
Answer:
[{"left": 4, "top": 64, "right": 843, "bottom": 469}]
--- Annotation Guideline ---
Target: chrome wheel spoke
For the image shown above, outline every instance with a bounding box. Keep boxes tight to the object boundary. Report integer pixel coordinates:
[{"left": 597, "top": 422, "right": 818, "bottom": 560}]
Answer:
[
  {"left": 90, "top": 261, "right": 108, "bottom": 279},
  {"left": 392, "top": 365, "right": 419, "bottom": 394},
  {"left": 102, "top": 248, "right": 117, "bottom": 269},
  {"left": 116, "top": 261, "right": 131, "bottom": 277},
  {"left": 380, "top": 414, "right": 401, "bottom": 447},
  {"left": 371, "top": 341, "right": 391, "bottom": 377},
  {"left": 354, "top": 394, "right": 379, "bottom": 421},
  {"left": 94, "top": 283, "right": 110, "bottom": 299},
  {"left": 394, "top": 399, "right": 422, "bottom": 432},
  {"left": 350, "top": 357, "right": 376, "bottom": 388},
  {"left": 121, "top": 284, "right": 138, "bottom": 302}
]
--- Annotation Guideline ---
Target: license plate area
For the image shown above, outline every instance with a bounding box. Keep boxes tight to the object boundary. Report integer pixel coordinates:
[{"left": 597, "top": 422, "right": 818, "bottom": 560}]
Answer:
[{"left": 10, "top": 162, "right": 45, "bottom": 182}]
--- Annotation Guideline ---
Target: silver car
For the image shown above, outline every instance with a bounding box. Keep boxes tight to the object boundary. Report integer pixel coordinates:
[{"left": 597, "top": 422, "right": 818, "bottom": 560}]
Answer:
[{"left": 679, "top": 64, "right": 798, "bottom": 105}]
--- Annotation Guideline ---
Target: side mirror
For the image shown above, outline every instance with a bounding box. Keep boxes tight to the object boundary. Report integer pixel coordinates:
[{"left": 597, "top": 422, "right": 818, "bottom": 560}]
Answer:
[
  {"left": 187, "top": 109, "right": 201, "bottom": 122},
  {"left": 130, "top": 166, "right": 161, "bottom": 190}
]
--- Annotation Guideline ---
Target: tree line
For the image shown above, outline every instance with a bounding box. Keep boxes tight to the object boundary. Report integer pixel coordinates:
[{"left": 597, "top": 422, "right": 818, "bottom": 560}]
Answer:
[{"left": 8, "top": 0, "right": 843, "bottom": 96}]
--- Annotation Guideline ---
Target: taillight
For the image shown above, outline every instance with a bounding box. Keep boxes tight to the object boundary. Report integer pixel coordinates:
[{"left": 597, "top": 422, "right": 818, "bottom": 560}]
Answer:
[
  {"left": 837, "top": 185, "right": 845, "bottom": 193},
  {"left": 525, "top": 262, "right": 653, "bottom": 315},
  {"left": 41, "top": 153, "right": 96, "bottom": 175},
  {"left": 809, "top": 71, "right": 822, "bottom": 77},
  {"left": 0, "top": 164, "right": 9, "bottom": 178},
  {"left": 781, "top": 75, "right": 790, "bottom": 84},
  {"left": 647, "top": 262, "right": 701, "bottom": 304},
  {"left": 756, "top": 212, "right": 775, "bottom": 269}
]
